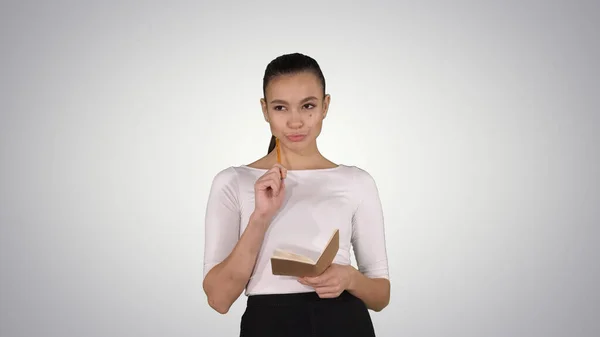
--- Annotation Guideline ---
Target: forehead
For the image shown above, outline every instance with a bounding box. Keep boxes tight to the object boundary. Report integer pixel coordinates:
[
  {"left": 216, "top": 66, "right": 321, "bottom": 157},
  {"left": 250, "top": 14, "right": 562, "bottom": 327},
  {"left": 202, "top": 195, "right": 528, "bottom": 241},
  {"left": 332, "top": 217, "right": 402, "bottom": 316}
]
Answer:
[{"left": 265, "top": 72, "right": 322, "bottom": 101}]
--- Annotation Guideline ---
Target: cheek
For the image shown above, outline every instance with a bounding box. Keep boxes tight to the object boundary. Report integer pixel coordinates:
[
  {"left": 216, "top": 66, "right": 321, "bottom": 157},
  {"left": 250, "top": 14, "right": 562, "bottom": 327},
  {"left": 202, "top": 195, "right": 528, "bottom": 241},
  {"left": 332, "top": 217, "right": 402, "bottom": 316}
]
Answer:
[
  {"left": 305, "top": 115, "right": 318, "bottom": 127},
  {"left": 271, "top": 113, "right": 287, "bottom": 125},
  {"left": 269, "top": 115, "right": 288, "bottom": 132},
  {"left": 306, "top": 114, "right": 323, "bottom": 133},
  {"left": 307, "top": 110, "right": 322, "bottom": 122}
]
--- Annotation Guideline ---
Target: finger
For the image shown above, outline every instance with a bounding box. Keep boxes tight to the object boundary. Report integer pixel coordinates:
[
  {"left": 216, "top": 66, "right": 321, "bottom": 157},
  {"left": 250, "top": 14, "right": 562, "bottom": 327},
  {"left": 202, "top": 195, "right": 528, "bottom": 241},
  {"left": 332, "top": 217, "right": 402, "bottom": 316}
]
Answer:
[
  {"left": 299, "top": 276, "right": 319, "bottom": 285},
  {"left": 269, "top": 163, "right": 288, "bottom": 179},
  {"left": 261, "top": 168, "right": 283, "bottom": 185},
  {"left": 315, "top": 286, "right": 340, "bottom": 295},
  {"left": 267, "top": 170, "right": 283, "bottom": 182},
  {"left": 301, "top": 277, "right": 326, "bottom": 287},
  {"left": 268, "top": 173, "right": 287, "bottom": 196},
  {"left": 256, "top": 175, "right": 280, "bottom": 189},
  {"left": 303, "top": 271, "right": 333, "bottom": 285},
  {"left": 306, "top": 277, "right": 322, "bottom": 285},
  {"left": 256, "top": 177, "right": 281, "bottom": 195},
  {"left": 280, "top": 178, "right": 285, "bottom": 190},
  {"left": 275, "top": 163, "right": 288, "bottom": 179},
  {"left": 316, "top": 290, "right": 342, "bottom": 299},
  {"left": 267, "top": 178, "right": 282, "bottom": 196},
  {"left": 297, "top": 277, "right": 313, "bottom": 286},
  {"left": 273, "top": 178, "right": 285, "bottom": 197}
]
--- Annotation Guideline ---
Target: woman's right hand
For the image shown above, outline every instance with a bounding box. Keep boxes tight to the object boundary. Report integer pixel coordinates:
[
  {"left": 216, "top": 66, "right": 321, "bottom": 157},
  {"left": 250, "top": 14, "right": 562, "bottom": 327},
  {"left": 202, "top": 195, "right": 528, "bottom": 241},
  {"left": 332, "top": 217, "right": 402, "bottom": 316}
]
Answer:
[{"left": 253, "top": 163, "right": 288, "bottom": 221}]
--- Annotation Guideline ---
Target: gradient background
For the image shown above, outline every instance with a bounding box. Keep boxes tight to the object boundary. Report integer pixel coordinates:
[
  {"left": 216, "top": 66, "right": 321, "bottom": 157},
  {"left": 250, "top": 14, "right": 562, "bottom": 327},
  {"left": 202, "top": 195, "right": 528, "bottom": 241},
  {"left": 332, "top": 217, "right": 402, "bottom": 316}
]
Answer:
[{"left": 1, "top": 1, "right": 599, "bottom": 336}]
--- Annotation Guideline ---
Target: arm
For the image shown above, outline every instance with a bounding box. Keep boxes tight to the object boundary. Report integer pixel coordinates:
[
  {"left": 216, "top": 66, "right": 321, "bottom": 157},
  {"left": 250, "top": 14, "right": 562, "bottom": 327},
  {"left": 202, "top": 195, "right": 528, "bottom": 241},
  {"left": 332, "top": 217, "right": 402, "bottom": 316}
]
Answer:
[
  {"left": 203, "top": 212, "right": 270, "bottom": 314},
  {"left": 299, "top": 169, "right": 391, "bottom": 310},
  {"left": 346, "top": 266, "right": 390, "bottom": 312},
  {"left": 300, "top": 262, "right": 390, "bottom": 311},
  {"left": 201, "top": 168, "right": 269, "bottom": 314},
  {"left": 348, "top": 169, "right": 391, "bottom": 311}
]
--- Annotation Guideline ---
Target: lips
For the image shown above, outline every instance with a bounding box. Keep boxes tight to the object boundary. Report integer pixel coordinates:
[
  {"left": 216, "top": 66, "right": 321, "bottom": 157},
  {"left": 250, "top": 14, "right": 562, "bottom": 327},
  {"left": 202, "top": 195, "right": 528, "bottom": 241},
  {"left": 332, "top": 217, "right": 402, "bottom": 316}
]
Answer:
[{"left": 285, "top": 134, "right": 307, "bottom": 142}]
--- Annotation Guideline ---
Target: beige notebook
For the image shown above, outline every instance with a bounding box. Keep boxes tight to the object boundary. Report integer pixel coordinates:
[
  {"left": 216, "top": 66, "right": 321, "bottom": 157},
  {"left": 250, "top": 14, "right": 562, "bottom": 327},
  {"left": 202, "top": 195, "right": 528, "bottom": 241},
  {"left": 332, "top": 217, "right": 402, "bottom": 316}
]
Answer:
[{"left": 270, "top": 229, "right": 339, "bottom": 277}]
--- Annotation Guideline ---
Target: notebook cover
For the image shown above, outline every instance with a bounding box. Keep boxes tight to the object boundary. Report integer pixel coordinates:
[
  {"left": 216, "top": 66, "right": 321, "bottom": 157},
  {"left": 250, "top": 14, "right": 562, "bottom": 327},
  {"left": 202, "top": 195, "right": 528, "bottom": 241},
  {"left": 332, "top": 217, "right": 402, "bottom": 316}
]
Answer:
[{"left": 271, "top": 229, "right": 339, "bottom": 277}]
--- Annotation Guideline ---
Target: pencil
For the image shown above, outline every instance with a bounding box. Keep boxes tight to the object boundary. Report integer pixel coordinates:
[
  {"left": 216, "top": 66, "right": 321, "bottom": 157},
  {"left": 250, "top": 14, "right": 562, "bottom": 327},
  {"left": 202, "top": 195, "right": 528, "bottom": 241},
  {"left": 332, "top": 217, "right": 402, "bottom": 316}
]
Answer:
[{"left": 276, "top": 137, "right": 281, "bottom": 164}]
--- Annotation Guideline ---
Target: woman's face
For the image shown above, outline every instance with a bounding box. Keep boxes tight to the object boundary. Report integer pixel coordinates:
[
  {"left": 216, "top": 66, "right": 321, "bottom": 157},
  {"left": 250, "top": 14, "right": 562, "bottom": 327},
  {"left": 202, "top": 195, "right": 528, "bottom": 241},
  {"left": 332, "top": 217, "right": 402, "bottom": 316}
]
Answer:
[{"left": 261, "top": 71, "right": 330, "bottom": 151}]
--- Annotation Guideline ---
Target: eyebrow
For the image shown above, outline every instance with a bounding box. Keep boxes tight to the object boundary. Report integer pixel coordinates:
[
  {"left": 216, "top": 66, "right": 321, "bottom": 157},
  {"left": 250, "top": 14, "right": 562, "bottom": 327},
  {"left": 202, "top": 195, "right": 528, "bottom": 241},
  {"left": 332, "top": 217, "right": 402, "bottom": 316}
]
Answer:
[{"left": 269, "top": 96, "right": 319, "bottom": 105}]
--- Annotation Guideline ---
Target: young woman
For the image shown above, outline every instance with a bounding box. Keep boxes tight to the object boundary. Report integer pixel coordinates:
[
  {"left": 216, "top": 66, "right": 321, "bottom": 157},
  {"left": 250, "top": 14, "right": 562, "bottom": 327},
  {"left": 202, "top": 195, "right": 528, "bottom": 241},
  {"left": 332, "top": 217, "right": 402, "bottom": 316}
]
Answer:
[{"left": 202, "top": 53, "right": 390, "bottom": 337}]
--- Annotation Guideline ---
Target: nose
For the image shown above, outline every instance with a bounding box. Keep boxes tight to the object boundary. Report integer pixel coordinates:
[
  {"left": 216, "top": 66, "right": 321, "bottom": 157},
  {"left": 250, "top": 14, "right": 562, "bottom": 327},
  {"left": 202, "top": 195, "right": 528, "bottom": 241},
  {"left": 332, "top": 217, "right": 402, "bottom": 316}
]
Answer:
[{"left": 286, "top": 109, "right": 304, "bottom": 129}]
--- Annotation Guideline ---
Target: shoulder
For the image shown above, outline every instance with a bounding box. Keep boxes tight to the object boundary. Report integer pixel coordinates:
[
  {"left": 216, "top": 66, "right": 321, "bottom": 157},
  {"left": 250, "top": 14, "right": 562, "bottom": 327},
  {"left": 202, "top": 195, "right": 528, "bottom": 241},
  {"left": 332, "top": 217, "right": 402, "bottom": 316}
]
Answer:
[
  {"left": 337, "top": 165, "right": 380, "bottom": 197},
  {"left": 337, "top": 165, "right": 377, "bottom": 184},
  {"left": 207, "top": 167, "right": 247, "bottom": 206},
  {"left": 209, "top": 166, "right": 242, "bottom": 190},
  {"left": 210, "top": 165, "right": 262, "bottom": 187},
  {"left": 211, "top": 166, "right": 237, "bottom": 181}
]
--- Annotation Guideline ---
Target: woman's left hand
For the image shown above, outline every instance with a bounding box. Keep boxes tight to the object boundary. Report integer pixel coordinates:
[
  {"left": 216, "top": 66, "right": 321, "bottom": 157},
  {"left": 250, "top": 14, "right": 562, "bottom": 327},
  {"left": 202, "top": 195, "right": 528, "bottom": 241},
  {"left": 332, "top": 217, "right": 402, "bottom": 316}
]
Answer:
[{"left": 298, "top": 264, "right": 355, "bottom": 298}]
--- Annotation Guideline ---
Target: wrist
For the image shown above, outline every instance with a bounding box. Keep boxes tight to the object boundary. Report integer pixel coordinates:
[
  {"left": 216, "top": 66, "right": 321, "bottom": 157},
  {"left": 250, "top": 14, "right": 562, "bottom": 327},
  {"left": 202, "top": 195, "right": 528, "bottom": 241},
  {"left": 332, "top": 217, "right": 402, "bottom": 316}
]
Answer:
[
  {"left": 250, "top": 212, "right": 271, "bottom": 230},
  {"left": 345, "top": 265, "right": 360, "bottom": 291}
]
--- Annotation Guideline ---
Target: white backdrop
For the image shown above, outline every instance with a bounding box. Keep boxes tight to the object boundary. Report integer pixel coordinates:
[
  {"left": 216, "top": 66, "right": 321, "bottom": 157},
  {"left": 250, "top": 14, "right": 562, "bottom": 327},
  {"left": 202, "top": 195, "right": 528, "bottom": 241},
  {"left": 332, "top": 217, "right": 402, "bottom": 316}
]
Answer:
[{"left": 1, "top": 1, "right": 599, "bottom": 336}]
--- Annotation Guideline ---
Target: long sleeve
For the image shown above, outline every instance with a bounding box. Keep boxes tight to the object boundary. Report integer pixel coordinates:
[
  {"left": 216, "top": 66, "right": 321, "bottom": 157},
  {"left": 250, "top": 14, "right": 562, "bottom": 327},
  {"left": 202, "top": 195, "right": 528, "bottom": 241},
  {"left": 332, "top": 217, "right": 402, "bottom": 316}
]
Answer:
[
  {"left": 351, "top": 169, "right": 390, "bottom": 279},
  {"left": 203, "top": 167, "right": 241, "bottom": 278}
]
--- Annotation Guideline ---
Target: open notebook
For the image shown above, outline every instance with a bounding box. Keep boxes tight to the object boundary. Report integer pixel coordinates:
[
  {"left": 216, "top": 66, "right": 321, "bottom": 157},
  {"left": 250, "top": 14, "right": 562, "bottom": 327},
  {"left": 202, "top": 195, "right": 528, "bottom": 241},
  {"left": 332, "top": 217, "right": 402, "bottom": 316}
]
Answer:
[{"left": 270, "top": 229, "right": 339, "bottom": 277}]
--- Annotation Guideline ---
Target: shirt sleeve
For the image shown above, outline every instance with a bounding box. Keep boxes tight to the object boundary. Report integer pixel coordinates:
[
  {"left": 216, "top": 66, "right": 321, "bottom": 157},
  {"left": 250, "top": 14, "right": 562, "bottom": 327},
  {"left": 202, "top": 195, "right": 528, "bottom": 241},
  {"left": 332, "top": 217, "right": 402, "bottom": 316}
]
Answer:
[
  {"left": 351, "top": 168, "right": 390, "bottom": 280},
  {"left": 203, "top": 167, "right": 241, "bottom": 279}
]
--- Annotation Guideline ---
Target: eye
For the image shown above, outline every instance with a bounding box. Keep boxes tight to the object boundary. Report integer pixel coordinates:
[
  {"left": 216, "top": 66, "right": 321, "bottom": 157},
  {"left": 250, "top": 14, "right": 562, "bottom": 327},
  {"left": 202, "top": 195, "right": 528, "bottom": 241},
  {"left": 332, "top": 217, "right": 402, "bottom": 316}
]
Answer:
[
  {"left": 303, "top": 103, "right": 316, "bottom": 109},
  {"left": 273, "top": 105, "right": 286, "bottom": 111}
]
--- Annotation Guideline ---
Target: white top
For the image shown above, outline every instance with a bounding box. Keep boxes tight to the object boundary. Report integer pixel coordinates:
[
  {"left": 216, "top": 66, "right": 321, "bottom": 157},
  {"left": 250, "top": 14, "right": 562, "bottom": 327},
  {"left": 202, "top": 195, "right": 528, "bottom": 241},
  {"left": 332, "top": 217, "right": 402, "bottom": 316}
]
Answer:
[{"left": 202, "top": 164, "right": 389, "bottom": 296}]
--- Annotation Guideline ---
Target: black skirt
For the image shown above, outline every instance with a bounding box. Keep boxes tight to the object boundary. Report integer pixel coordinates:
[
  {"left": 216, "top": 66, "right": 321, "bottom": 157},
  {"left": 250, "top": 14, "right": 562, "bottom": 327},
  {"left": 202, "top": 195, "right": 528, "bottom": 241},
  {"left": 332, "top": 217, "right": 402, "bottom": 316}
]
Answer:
[{"left": 239, "top": 290, "right": 377, "bottom": 337}]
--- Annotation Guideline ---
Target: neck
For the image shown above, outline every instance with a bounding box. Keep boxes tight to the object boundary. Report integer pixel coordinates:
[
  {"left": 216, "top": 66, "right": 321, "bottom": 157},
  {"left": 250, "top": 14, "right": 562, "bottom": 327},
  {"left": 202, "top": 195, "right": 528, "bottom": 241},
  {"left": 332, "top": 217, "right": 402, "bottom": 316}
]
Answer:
[{"left": 277, "top": 141, "right": 325, "bottom": 170}]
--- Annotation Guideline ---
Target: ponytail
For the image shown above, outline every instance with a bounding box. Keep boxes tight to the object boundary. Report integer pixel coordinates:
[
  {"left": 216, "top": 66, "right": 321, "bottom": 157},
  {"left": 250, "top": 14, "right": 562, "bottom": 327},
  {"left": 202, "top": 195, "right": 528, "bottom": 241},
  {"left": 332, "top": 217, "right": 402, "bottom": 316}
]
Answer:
[{"left": 268, "top": 135, "right": 277, "bottom": 154}]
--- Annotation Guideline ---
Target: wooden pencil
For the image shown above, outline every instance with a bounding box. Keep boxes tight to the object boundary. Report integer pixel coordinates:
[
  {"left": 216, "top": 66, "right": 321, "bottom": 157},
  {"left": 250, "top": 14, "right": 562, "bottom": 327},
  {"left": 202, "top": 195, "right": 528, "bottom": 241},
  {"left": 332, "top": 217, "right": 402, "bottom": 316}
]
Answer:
[{"left": 276, "top": 137, "right": 281, "bottom": 164}]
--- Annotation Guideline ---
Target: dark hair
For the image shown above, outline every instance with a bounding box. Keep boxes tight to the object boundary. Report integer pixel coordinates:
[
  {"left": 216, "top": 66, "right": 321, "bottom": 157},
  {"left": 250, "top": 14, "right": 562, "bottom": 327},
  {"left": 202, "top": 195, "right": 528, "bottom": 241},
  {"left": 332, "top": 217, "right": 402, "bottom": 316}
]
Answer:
[{"left": 262, "top": 53, "right": 326, "bottom": 154}]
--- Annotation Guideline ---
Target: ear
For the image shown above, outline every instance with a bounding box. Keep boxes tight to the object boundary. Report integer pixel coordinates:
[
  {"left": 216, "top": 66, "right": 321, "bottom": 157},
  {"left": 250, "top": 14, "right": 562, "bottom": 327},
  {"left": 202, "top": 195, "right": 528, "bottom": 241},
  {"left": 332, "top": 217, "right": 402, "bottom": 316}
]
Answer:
[
  {"left": 322, "top": 94, "right": 331, "bottom": 120},
  {"left": 260, "top": 98, "right": 269, "bottom": 122}
]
